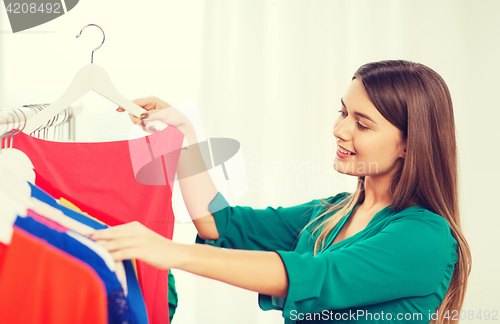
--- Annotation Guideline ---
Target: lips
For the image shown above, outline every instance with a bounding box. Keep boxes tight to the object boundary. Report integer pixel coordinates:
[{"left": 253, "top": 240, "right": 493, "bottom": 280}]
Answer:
[{"left": 338, "top": 145, "right": 356, "bottom": 155}]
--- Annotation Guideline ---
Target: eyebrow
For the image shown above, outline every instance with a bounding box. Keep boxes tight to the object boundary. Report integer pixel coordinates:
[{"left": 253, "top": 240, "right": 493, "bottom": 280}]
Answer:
[{"left": 340, "top": 98, "right": 378, "bottom": 125}]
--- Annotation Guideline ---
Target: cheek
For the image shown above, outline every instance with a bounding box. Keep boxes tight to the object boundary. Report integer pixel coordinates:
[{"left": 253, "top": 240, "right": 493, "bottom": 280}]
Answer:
[{"left": 357, "top": 136, "right": 400, "bottom": 163}]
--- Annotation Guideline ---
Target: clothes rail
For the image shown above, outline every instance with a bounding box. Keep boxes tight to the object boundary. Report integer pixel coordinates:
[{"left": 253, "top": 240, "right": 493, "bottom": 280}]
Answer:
[{"left": 0, "top": 102, "right": 82, "bottom": 141}]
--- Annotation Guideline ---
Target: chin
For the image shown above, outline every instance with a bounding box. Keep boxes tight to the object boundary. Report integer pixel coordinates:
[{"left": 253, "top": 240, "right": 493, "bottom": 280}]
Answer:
[
  {"left": 336, "top": 156, "right": 385, "bottom": 176},
  {"left": 333, "top": 165, "right": 355, "bottom": 176}
]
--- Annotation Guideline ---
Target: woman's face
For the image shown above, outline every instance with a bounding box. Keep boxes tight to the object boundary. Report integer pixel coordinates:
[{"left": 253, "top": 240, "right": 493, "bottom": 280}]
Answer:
[{"left": 333, "top": 78, "right": 406, "bottom": 177}]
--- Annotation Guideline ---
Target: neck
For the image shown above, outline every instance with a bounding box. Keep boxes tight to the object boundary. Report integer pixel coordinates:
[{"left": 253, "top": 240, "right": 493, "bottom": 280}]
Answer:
[
  {"left": 361, "top": 176, "right": 392, "bottom": 210},
  {"left": 360, "top": 163, "right": 402, "bottom": 210}
]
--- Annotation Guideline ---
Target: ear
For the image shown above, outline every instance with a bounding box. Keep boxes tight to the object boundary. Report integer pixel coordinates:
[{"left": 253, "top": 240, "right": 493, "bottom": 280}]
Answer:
[{"left": 399, "top": 139, "right": 407, "bottom": 159}]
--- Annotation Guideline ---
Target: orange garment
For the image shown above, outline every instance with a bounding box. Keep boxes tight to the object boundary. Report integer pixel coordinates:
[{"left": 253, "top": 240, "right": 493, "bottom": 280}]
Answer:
[{"left": 0, "top": 227, "right": 107, "bottom": 324}]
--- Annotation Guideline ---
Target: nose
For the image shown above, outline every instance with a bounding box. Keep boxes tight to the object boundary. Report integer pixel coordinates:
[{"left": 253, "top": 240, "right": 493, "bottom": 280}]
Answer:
[{"left": 333, "top": 117, "right": 352, "bottom": 143}]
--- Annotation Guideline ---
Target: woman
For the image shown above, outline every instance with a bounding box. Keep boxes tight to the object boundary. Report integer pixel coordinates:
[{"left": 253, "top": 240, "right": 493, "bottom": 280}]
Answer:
[{"left": 92, "top": 60, "right": 471, "bottom": 323}]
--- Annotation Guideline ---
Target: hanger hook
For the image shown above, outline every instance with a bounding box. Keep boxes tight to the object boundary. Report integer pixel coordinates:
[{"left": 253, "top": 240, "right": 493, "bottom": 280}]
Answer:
[
  {"left": 9, "top": 108, "right": 26, "bottom": 148},
  {"left": 76, "top": 24, "right": 105, "bottom": 64}
]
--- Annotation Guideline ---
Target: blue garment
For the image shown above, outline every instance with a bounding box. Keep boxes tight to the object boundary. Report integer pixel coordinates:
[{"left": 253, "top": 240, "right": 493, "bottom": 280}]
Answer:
[
  {"left": 15, "top": 216, "right": 138, "bottom": 324},
  {"left": 30, "top": 183, "right": 148, "bottom": 324}
]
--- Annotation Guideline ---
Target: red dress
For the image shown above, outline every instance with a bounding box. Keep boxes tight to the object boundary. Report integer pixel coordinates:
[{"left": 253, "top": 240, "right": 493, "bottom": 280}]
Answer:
[{"left": 13, "top": 125, "right": 184, "bottom": 324}]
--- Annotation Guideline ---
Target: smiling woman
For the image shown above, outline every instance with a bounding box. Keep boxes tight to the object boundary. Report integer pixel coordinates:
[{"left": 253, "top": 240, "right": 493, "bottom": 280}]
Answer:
[
  {"left": 333, "top": 78, "right": 407, "bottom": 177},
  {"left": 308, "top": 60, "right": 471, "bottom": 323},
  {"left": 92, "top": 60, "right": 471, "bottom": 324}
]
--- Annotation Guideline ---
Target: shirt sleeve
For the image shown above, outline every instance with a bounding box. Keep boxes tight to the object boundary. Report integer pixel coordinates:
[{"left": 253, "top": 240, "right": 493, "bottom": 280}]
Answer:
[
  {"left": 195, "top": 192, "right": 349, "bottom": 252},
  {"left": 270, "top": 209, "right": 458, "bottom": 318},
  {"left": 168, "top": 269, "right": 178, "bottom": 322}
]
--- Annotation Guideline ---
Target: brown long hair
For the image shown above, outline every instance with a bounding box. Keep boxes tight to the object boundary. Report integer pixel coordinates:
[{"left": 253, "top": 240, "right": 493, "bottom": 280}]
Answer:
[{"left": 306, "top": 60, "right": 471, "bottom": 323}]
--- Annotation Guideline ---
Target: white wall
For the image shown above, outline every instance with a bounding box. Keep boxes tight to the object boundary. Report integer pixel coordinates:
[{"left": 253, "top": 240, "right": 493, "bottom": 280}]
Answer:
[
  {"left": 1, "top": 1, "right": 498, "bottom": 323},
  {"left": 193, "top": 2, "right": 500, "bottom": 323},
  {"left": 0, "top": 0, "right": 205, "bottom": 141}
]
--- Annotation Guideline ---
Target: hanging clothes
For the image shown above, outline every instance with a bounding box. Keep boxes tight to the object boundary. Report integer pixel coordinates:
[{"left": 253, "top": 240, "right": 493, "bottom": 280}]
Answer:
[
  {"left": 15, "top": 215, "right": 138, "bottom": 324},
  {"left": 29, "top": 182, "right": 148, "bottom": 324},
  {"left": 13, "top": 125, "right": 184, "bottom": 324},
  {"left": 26, "top": 207, "right": 129, "bottom": 295},
  {"left": 0, "top": 227, "right": 107, "bottom": 324}
]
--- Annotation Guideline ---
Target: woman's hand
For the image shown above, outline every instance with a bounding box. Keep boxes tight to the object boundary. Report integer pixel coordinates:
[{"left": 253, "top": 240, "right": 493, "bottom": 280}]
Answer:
[
  {"left": 117, "top": 96, "right": 192, "bottom": 134},
  {"left": 91, "top": 222, "right": 289, "bottom": 298},
  {"left": 90, "top": 221, "right": 187, "bottom": 270}
]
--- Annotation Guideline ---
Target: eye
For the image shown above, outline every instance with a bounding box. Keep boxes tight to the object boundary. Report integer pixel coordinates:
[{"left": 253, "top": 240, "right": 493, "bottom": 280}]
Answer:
[
  {"left": 337, "top": 109, "right": 347, "bottom": 118},
  {"left": 357, "top": 122, "right": 369, "bottom": 130}
]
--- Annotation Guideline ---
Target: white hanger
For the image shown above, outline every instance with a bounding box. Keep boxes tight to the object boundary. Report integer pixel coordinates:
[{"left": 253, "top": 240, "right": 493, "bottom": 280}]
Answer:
[
  {"left": 0, "top": 109, "right": 34, "bottom": 203},
  {"left": 0, "top": 109, "right": 35, "bottom": 183},
  {"left": 0, "top": 110, "right": 35, "bottom": 244},
  {"left": 0, "top": 195, "right": 21, "bottom": 245},
  {"left": 23, "top": 24, "right": 148, "bottom": 135},
  {"left": 0, "top": 171, "right": 30, "bottom": 240}
]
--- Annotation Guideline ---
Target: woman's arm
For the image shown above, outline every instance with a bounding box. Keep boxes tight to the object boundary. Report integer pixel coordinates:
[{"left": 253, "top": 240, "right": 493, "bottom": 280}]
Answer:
[
  {"left": 182, "top": 243, "right": 288, "bottom": 298},
  {"left": 91, "top": 222, "right": 288, "bottom": 298},
  {"left": 119, "top": 96, "right": 221, "bottom": 240},
  {"left": 176, "top": 122, "right": 220, "bottom": 240}
]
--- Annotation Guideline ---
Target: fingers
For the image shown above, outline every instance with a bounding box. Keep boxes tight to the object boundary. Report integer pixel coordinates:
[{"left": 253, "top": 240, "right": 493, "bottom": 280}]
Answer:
[
  {"left": 95, "top": 239, "right": 142, "bottom": 262},
  {"left": 116, "top": 107, "right": 143, "bottom": 129},
  {"left": 137, "top": 109, "right": 170, "bottom": 133},
  {"left": 91, "top": 222, "right": 148, "bottom": 262},
  {"left": 140, "top": 108, "right": 168, "bottom": 121},
  {"left": 91, "top": 221, "right": 144, "bottom": 241},
  {"left": 132, "top": 97, "right": 161, "bottom": 110},
  {"left": 131, "top": 114, "right": 144, "bottom": 125},
  {"left": 133, "top": 96, "right": 171, "bottom": 112},
  {"left": 95, "top": 236, "right": 141, "bottom": 253},
  {"left": 125, "top": 113, "right": 153, "bottom": 133},
  {"left": 116, "top": 96, "right": 172, "bottom": 128},
  {"left": 108, "top": 247, "right": 140, "bottom": 262},
  {"left": 91, "top": 222, "right": 176, "bottom": 269}
]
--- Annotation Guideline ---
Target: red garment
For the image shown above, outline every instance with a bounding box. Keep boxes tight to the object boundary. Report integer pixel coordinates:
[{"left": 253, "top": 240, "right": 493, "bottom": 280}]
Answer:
[
  {"left": 0, "top": 227, "right": 107, "bottom": 324},
  {"left": 14, "top": 126, "right": 184, "bottom": 324}
]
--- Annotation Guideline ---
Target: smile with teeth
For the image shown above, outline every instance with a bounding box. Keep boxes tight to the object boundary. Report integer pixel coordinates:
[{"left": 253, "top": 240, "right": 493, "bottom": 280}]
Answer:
[{"left": 338, "top": 146, "right": 356, "bottom": 155}]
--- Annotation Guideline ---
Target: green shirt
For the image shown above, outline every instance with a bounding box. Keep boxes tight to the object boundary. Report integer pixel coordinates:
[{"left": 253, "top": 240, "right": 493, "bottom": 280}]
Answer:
[
  {"left": 168, "top": 269, "right": 178, "bottom": 322},
  {"left": 196, "top": 192, "right": 457, "bottom": 324}
]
